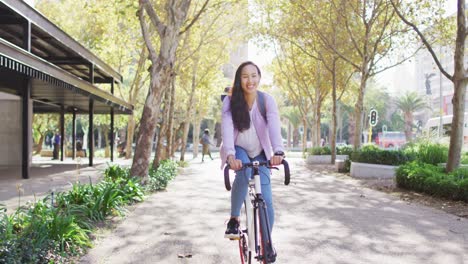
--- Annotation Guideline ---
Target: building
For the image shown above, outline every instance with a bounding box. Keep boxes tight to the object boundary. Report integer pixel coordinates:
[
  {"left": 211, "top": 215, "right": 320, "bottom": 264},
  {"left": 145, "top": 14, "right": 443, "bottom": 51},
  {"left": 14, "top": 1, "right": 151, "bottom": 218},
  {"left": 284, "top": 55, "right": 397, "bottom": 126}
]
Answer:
[{"left": 0, "top": 0, "right": 133, "bottom": 179}]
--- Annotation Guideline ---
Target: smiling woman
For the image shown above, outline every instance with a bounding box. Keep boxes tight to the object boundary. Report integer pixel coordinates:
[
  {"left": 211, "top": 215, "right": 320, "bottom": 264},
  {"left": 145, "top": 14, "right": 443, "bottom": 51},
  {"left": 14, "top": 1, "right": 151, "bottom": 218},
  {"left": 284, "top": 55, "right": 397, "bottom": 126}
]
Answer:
[{"left": 220, "top": 61, "right": 285, "bottom": 245}]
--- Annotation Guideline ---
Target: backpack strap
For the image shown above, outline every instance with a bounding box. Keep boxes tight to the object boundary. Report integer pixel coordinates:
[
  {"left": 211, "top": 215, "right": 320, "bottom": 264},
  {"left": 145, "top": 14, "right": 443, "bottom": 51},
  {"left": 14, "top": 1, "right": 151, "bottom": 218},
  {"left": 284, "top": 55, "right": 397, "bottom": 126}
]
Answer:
[{"left": 257, "top": 91, "right": 267, "bottom": 123}]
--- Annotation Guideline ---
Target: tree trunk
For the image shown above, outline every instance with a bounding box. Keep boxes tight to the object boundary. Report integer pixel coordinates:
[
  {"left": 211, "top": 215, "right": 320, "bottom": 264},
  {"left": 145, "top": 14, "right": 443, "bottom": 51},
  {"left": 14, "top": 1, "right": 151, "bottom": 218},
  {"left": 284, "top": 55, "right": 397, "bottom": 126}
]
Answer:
[
  {"left": 125, "top": 116, "right": 135, "bottom": 159},
  {"left": 353, "top": 73, "right": 368, "bottom": 149},
  {"left": 315, "top": 100, "right": 322, "bottom": 147},
  {"left": 331, "top": 60, "right": 337, "bottom": 164},
  {"left": 35, "top": 135, "right": 44, "bottom": 154},
  {"left": 179, "top": 56, "right": 199, "bottom": 161},
  {"left": 192, "top": 118, "right": 201, "bottom": 158},
  {"left": 293, "top": 127, "right": 299, "bottom": 147},
  {"left": 131, "top": 0, "right": 190, "bottom": 177},
  {"left": 446, "top": 0, "right": 467, "bottom": 172},
  {"left": 153, "top": 90, "right": 170, "bottom": 168},
  {"left": 404, "top": 113, "right": 413, "bottom": 142},
  {"left": 447, "top": 79, "right": 467, "bottom": 171},
  {"left": 102, "top": 126, "right": 110, "bottom": 158},
  {"left": 132, "top": 93, "right": 162, "bottom": 177},
  {"left": 337, "top": 102, "right": 343, "bottom": 143},
  {"left": 179, "top": 121, "right": 190, "bottom": 161},
  {"left": 172, "top": 123, "right": 184, "bottom": 157},
  {"left": 165, "top": 78, "right": 176, "bottom": 159},
  {"left": 302, "top": 118, "right": 307, "bottom": 152}
]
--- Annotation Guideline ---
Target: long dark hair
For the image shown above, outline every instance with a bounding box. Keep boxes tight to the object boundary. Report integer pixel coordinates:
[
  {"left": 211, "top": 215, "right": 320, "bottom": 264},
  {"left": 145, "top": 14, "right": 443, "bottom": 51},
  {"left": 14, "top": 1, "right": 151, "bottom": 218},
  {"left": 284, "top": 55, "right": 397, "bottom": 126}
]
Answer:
[{"left": 230, "top": 61, "right": 262, "bottom": 132}]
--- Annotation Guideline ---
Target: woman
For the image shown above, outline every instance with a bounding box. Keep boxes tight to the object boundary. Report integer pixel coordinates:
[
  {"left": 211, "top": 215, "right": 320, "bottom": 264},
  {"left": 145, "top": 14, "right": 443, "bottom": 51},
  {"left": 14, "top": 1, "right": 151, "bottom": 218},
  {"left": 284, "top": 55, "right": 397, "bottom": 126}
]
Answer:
[{"left": 220, "top": 61, "right": 284, "bottom": 239}]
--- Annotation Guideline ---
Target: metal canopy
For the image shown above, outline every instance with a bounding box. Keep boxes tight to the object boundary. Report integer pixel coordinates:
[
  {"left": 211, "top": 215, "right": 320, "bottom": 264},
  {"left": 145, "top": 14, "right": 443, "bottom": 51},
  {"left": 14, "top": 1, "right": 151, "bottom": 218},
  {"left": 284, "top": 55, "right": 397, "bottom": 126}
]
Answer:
[{"left": 0, "top": 0, "right": 133, "bottom": 115}]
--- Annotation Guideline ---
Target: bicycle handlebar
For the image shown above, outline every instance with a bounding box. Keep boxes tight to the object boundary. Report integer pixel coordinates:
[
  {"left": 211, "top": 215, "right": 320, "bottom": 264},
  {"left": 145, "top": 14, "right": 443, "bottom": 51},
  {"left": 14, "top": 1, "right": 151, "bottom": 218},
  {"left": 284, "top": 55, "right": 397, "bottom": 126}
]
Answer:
[{"left": 224, "top": 159, "right": 290, "bottom": 191}]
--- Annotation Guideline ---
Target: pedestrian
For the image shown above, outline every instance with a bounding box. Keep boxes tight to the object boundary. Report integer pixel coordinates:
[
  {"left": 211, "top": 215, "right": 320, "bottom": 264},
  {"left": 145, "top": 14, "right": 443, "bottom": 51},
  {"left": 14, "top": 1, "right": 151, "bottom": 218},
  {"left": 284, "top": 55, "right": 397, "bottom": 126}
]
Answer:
[
  {"left": 220, "top": 61, "right": 285, "bottom": 239},
  {"left": 200, "top": 129, "right": 214, "bottom": 162},
  {"left": 52, "top": 130, "right": 61, "bottom": 160}
]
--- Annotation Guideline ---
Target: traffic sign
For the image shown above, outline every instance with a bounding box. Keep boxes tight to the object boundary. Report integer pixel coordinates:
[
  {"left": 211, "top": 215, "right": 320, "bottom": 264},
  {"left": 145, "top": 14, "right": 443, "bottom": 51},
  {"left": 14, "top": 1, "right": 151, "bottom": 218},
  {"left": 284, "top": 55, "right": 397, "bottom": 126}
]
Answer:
[{"left": 369, "top": 109, "right": 378, "bottom": 127}]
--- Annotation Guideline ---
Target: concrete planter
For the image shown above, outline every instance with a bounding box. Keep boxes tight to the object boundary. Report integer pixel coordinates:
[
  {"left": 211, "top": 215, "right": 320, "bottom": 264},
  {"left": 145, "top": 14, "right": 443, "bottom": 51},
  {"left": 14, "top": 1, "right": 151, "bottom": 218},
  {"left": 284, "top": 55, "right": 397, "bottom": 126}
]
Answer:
[
  {"left": 306, "top": 155, "right": 349, "bottom": 164},
  {"left": 350, "top": 162, "right": 397, "bottom": 179}
]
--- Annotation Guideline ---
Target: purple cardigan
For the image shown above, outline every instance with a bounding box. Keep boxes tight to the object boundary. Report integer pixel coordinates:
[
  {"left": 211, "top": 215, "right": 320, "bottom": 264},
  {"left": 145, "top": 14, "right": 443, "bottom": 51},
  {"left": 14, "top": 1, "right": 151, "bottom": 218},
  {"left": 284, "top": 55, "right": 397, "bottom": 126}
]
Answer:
[{"left": 220, "top": 92, "right": 284, "bottom": 169}]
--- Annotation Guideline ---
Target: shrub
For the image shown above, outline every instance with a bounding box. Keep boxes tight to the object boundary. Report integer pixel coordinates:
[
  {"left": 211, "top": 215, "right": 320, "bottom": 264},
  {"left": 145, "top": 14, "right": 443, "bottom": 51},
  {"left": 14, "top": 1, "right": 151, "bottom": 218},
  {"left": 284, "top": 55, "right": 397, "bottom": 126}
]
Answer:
[
  {"left": 342, "top": 159, "right": 351, "bottom": 173},
  {"left": 307, "top": 145, "right": 352, "bottom": 156},
  {"left": 396, "top": 161, "right": 468, "bottom": 202},
  {"left": 337, "top": 145, "right": 353, "bottom": 156},
  {"left": 351, "top": 145, "right": 415, "bottom": 166},
  {"left": 147, "top": 159, "right": 178, "bottom": 191},
  {"left": 416, "top": 143, "right": 448, "bottom": 165},
  {"left": 104, "top": 164, "right": 130, "bottom": 181},
  {"left": 461, "top": 152, "right": 468, "bottom": 164},
  {"left": 308, "top": 146, "right": 331, "bottom": 155},
  {"left": 0, "top": 163, "right": 149, "bottom": 263},
  {"left": 458, "top": 179, "right": 468, "bottom": 202}
]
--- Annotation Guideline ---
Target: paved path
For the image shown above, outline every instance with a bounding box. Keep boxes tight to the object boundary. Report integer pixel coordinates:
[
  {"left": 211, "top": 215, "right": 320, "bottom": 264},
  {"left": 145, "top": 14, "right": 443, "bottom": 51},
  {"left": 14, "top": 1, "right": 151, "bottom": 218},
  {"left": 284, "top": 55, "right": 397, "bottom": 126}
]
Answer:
[{"left": 80, "top": 157, "right": 468, "bottom": 264}]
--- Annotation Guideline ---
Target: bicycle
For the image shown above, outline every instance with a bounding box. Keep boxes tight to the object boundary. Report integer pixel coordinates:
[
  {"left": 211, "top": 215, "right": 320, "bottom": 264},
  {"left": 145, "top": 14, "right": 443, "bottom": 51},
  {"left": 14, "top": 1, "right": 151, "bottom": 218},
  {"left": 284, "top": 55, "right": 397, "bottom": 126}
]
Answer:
[{"left": 224, "top": 159, "right": 290, "bottom": 264}]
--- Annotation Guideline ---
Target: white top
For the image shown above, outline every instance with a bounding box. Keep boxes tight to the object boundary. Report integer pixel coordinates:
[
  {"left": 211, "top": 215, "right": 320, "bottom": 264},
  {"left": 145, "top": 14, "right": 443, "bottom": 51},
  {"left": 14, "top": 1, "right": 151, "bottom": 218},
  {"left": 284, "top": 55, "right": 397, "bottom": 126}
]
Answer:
[{"left": 236, "top": 105, "right": 263, "bottom": 158}]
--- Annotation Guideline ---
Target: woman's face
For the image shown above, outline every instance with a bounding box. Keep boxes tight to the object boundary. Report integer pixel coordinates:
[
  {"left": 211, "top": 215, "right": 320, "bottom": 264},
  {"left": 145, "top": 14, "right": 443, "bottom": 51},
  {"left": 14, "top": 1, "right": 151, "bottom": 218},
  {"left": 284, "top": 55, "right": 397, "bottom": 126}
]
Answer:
[{"left": 240, "top": 64, "right": 260, "bottom": 95}]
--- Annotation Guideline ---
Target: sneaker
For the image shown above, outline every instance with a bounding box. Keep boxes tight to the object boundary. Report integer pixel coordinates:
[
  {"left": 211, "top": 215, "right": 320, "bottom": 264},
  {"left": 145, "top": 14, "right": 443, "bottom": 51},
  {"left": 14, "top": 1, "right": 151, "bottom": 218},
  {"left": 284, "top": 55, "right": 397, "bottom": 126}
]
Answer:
[{"left": 224, "top": 218, "right": 240, "bottom": 239}]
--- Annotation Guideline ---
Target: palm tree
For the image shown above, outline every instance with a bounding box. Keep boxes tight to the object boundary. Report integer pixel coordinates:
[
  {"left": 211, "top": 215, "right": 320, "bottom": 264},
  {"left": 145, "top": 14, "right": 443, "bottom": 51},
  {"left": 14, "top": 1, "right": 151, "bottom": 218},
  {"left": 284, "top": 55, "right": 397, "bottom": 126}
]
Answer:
[
  {"left": 395, "top": 92, "right": 427, "bottom": 142},
  {"left": 282, "top": 107, "right": 302, "bottom": 148}
]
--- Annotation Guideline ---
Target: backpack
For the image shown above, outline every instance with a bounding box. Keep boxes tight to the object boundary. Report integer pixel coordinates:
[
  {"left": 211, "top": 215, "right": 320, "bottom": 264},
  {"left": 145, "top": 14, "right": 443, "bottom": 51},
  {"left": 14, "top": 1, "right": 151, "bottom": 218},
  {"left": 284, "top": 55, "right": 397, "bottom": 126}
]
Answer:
[
  {"left": 257, "top": 91, "right": 268, "bottom": 123},
  {"left": 221, "top": 90, "right": 267, "bottom": 123}
]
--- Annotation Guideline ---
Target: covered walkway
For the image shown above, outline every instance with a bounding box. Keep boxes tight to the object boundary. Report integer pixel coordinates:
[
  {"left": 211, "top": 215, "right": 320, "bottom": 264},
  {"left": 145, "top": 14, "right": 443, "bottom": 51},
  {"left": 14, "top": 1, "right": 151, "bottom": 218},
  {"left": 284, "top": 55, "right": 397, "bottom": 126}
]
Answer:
[{"left": 0, "top": 0, "right": 133, "bottom": 179}]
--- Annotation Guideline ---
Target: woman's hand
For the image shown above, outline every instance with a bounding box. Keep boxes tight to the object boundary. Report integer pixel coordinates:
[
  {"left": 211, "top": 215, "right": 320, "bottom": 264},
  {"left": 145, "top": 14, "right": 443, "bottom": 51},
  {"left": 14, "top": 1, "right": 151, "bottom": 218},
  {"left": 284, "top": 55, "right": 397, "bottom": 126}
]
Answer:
[
  {"left": 270, "top": 153, "right": 284, "bottom": 166},
  {"left": 227, "top": 155, "right": 242, "bottom": 170}
]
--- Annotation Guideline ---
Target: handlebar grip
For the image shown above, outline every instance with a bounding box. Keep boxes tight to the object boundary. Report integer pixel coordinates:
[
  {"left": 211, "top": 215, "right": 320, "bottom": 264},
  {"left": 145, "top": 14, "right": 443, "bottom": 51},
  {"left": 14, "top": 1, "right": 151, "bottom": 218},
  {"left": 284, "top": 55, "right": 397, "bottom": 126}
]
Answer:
[
  {"left": 282, "top": 159, "right": 290, "bottom": 185},
  {"left": 224, "top": 165, "right": 231, "bottom": 191}
]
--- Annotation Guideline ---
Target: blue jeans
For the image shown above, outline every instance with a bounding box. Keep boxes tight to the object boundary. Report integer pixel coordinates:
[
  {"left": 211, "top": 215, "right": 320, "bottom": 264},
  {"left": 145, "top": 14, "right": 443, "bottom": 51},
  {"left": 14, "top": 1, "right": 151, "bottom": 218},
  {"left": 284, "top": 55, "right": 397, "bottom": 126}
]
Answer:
[{"left": 231, "top": 146, "right": 275, "bottom": 229}]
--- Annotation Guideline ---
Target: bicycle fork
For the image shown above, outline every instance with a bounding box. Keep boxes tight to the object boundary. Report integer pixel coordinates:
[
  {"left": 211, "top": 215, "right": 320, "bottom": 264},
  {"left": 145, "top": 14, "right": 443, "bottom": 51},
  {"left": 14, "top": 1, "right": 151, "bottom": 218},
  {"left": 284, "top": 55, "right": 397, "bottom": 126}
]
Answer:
[
  {"left": 244, "top": 173, "right": 262, "bottom": 260},
  {"left": 252, "top": 172, "right": 275, "bottom": 263}
]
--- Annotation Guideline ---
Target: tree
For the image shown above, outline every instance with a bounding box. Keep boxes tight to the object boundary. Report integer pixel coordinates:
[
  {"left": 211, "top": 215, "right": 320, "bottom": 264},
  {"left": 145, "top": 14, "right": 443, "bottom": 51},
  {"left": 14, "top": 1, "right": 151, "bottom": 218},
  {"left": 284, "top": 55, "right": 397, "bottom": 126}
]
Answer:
[
  {"left": 281, "top": 107, "right": 302, "bottom": 148},
  {"left": 32, "top": 114, "right": 58, "bottom": 154},
  {"left": 391, "top": 0, "right": 467, "bottom": 171},
  {"left": 131, "top": 0, "right": 203, "bottom": 178},
  {"left": 295, "top": 0, "right": 416, "bottom": 150},
  {"left": 395, "top": 91, "right": 427, "bottom": 142}
]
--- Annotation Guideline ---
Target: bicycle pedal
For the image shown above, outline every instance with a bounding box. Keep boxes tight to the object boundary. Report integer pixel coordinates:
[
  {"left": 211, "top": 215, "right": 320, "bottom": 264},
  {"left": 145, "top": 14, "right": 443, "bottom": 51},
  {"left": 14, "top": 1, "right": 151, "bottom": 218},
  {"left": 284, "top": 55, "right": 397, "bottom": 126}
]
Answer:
[{"left": 225, "top": 233, "right": 241, "bottom": 240}]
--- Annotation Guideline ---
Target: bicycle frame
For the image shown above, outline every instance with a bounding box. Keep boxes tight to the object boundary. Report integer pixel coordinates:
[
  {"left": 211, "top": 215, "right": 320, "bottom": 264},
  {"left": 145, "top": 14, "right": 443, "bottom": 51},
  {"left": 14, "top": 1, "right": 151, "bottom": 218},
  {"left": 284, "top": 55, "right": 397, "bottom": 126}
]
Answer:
[{"left": 225, "top": 160, "right": 290, "bottom": 264}]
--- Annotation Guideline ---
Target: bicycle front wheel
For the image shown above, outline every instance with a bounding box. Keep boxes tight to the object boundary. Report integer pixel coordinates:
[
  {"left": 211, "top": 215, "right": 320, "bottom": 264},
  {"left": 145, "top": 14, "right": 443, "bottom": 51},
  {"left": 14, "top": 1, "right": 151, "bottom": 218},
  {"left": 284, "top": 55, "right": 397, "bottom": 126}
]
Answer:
[
  {"left": 238, "top": 232, "right": 251, "bottom": 264},
  {"left": 239, "top": 200, "right": 252, "bottom": 264},
  {"left": 258, "top": 200, "right": 276, "bottom": 264}
]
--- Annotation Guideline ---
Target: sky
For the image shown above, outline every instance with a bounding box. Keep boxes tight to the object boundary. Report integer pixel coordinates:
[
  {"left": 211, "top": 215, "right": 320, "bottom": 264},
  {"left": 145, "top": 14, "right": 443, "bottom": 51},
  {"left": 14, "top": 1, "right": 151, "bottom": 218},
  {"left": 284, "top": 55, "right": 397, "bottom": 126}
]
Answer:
[
  {"left": 248, "top": 40, "right": 275, "bottom": 85},
  {"left": 374, "top": 0, "right": 458, "bottom": 95}
]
